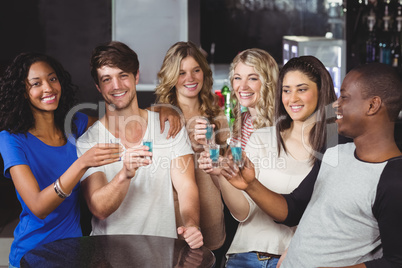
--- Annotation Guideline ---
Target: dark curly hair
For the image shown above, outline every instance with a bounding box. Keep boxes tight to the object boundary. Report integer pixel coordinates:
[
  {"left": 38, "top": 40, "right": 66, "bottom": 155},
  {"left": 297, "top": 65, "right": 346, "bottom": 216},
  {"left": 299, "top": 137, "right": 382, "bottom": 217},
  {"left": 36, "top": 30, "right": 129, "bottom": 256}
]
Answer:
[{"left": 0, "top": 52, "right": 78, "bottom": 136}]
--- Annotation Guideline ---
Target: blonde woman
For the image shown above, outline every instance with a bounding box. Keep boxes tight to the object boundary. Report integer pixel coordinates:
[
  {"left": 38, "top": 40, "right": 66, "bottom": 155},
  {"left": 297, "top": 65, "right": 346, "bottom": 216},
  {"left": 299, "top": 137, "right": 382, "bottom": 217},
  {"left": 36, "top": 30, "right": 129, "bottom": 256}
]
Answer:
[
  {"left": 155, "top": 41, "right": 229, "bottom": 266},
  {"left": 196, "top": 49, "right": 278, "bottom": 149},
  {"left": 229, "top": 48, "right": 278, "bottom": 149},
  {"left": 194, "top": 48, "right": 279, "bottom": 266}
]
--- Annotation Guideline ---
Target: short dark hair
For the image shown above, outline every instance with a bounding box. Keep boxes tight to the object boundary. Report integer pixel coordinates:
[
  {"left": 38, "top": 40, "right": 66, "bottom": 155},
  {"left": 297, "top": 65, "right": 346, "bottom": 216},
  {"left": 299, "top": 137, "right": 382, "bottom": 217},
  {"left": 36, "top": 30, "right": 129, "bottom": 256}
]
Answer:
[
  {"left": 352, "top": 63, "right": 402, "bottom": 121},
  {"left": 90, "top": 41, "right": 139, "bottom": 86}
]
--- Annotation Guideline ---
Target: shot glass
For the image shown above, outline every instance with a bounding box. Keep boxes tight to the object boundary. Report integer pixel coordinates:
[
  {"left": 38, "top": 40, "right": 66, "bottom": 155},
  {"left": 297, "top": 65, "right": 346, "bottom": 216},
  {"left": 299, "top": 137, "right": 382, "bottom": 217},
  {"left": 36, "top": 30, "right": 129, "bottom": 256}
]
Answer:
[
  {"left": 209, "top": 144, "right": 220, "bottom": 168},
  {"left": 230, "top": 140, "right": 243, "bottom": 168},
  {"left": 110, "top": 138, "right": 121, "bottom": 145},
  {"left": 205, "top": 123, "right": 213, "bottom": 144},
  {"left": 110, "top": 138, "right": 122, "bottom": 161},
  {"left": 142, "top": 139, "right": 153, "bottom": 160}
]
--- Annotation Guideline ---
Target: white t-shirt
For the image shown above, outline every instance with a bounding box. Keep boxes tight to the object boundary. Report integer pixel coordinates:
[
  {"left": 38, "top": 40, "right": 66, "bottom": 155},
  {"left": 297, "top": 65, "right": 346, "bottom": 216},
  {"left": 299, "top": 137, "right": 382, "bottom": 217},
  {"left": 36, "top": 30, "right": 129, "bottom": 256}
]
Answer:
[
  {"left": 227, "top": 126, "right": 312, "bottom": 255},
  {"left": 76, "top": 111, "right": 194, "bottom": 238}
]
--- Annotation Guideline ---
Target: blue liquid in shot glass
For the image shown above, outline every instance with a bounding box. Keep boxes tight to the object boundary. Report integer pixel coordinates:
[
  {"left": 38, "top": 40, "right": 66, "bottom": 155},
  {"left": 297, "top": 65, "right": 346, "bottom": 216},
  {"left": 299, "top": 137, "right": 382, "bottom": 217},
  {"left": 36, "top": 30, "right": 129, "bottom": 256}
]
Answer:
[
  {"left": 205, "top": 125, "right": 213, "bottom": 140},
  {"left": 231, "top": 146, "right": 242, "bottom": 167},
  {"left": 143, "top": 141, "right": 153, "bottom": 152},
  {"left": 231, "top": 147, "right": 241, "bottom": 161},
  {"left": 209, "top": 148, "right": 219, "bottom": 162}
]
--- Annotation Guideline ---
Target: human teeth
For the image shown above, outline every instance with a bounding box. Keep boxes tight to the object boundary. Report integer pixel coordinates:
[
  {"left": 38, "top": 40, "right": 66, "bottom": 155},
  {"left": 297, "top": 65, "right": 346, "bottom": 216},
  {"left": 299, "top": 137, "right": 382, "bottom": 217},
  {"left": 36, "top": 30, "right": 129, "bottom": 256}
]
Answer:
[
  {"left": 185, "top": 84, "right": 197, "bottom": 88},
  {"left": 337, "top": 114, "right": 343, "bottom": 119},
  {"left": 240, "top": 92, "right": 253, "bottom": 97},
  {"left": 291, "top": 106, "right": 302, "bottom": 109},
  {"left": 113, "top": 92, "right": 125, "bottom": 97},
  {"left": 43, "top": 96, "right": 55, "bottom": 101}
]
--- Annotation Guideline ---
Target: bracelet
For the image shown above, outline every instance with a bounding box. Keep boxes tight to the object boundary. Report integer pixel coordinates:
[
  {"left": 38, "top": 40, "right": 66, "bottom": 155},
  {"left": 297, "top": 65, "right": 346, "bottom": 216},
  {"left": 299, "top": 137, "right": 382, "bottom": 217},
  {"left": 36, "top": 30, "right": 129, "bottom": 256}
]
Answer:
[{"left": 53, "top": 178, "right": 71, "bottom": 199}]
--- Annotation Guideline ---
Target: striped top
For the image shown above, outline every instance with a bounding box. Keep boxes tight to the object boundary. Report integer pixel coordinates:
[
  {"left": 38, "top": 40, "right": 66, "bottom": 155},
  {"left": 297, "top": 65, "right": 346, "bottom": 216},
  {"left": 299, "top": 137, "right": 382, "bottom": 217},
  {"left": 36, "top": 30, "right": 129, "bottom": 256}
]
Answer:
[{"left": 232, "top": 111, "right": 254, "bottom": 150}]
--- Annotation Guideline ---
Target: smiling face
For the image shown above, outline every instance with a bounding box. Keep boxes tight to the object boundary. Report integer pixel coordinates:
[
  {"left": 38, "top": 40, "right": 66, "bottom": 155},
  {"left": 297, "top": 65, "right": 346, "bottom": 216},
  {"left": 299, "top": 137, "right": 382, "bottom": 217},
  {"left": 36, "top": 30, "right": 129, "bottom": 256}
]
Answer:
[
  {"left": 335, "top": 71, "right": 369, "bottom": 138},
  {"left": 232, "top": 62, "right": 262, "bottom": 109},
  {"left": 96, "top": 65, "right": 138, "bottom": 110},
  {"left": 26, "top": 61, "right": 61, "bottom": 113},
  {"left": 281, "top": 70, "right": 319, "bottom": 122},
  {"left": 175, "top": 56, "right": 204, "bottom": 101}
]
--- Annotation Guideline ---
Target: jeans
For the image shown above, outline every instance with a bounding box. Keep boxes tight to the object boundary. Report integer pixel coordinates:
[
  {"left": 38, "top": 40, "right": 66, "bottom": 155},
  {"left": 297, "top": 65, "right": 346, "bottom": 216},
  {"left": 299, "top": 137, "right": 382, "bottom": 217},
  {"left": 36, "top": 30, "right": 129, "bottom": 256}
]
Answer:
[{"left": 226, "top": 252, "right": 279, "bottom": 268}]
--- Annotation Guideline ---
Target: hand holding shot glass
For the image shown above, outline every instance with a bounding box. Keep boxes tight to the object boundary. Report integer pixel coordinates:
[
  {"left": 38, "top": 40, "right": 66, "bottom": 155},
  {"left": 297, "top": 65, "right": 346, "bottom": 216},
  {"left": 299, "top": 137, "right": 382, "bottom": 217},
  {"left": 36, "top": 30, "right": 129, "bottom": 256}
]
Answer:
[
  {"left": 209, "top": 143, "right": 220, "bottom": 168},
  {"left": 109, "top": 138, "right": 123, "bottom": 161},
  {"left": 194, "top": 117, "right": 214, "bottom": 145},
  {"left": 142, "top": 139, "right": 153, "bottom": 160},
  {"left": 121, "top": 145, "right": 153, "bottom": 178},
  {"left": 205, "top": 123, "right": 213, "bottom": 144},
  {"left": 229, "top": 140, "right": 243, "bottom": 168}
]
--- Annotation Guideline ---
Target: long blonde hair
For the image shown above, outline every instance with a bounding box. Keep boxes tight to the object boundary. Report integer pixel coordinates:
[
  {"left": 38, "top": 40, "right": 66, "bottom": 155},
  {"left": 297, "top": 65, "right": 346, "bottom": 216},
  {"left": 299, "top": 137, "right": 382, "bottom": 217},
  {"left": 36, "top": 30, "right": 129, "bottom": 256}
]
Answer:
[
  {"left": 155, "top": 41, "right": 225, "bottom": 144},
  {"left": 229, "top": 48, "right": 278, "bottom": 138}
]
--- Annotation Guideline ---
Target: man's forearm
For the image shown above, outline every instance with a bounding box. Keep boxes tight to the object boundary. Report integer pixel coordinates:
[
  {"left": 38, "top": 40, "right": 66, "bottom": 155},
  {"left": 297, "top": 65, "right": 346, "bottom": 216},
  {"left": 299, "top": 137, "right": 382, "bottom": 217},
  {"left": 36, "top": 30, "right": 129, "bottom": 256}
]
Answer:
[
  {"left": 86, "top": 170, "right": 132, "bottom": 220},
  {"left": 179, "top": 191, "right": 200, "bottom": 227},
  {"left": 176, "top": 179, "right": 200, "bottom": 227}
]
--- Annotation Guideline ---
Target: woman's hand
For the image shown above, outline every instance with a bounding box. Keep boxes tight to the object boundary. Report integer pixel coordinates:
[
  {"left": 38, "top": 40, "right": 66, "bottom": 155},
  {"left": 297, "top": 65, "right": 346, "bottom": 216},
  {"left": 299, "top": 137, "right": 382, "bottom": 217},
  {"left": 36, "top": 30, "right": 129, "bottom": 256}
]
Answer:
[
  {"left": 80, "top": 143, "right": 122, "bottom": 168},
  {"left": 220, "top": 151, "right": 256, "bottom": 191},
  {"left": 194, "top": 118, "right": 215, "bottom": 146},
  {"left": 197, "top": 150, "right": 222, "bottom": 176},
  {"left": 158, "top": 105, "right": 183, "bottom": 139}
]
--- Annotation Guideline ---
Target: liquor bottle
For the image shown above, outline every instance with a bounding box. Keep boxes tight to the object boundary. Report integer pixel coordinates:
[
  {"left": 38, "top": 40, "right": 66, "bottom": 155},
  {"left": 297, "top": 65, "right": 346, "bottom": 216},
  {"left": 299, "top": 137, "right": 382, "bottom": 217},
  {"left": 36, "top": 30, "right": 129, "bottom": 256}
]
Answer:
[
  {"left": 215, "top": 90, "right": 224, "bottom": 109},
  {"left": 220, "top": 79, "right": 233, "bottom": 126},
  {"left": 210, "top": 42, "right": 215, "bottom": 74},
  {"left": 221, "top": 79, "right": 230, "bottom": 98},
  {"left": 366, "top": 10, "right": 377, "bottom": 63},
  {"left": 391, "top": 34, "right": 401, "bottom": 69},
  {"left": 393, "top": 6, "right": 402, "bottom": 70},
  {"left": 397, "top": 6, "right": 402, "bottom": 33},
  {"left": 379, "top": 5, "right": 392, "bottom": 65}
]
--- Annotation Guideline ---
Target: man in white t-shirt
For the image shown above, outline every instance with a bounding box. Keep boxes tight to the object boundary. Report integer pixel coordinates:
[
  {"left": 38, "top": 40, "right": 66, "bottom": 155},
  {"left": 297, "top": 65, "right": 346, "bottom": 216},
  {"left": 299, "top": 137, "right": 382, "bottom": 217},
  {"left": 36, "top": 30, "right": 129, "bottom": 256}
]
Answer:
[{"left": 76, "top": 41, "right": 203, "bottom": 249}]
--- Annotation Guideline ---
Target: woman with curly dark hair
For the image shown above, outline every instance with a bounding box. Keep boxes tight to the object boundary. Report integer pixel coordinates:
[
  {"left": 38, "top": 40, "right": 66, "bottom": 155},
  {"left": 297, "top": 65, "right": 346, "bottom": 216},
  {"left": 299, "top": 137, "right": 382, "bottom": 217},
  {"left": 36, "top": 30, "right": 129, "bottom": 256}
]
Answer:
[
  {"left": 0, "top": 52, "right": 122, "bottom": 268},
  {"left": 155, "top": 41, "right": 230, "bottom": 265}
]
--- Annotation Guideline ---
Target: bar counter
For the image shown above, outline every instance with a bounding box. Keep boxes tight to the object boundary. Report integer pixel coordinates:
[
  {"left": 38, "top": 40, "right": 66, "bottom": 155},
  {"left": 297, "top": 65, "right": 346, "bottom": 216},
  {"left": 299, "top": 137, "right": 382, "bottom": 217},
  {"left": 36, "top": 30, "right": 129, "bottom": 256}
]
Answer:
[{"left": 20, "top": 234, "right": 215, "bottom": 267}]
